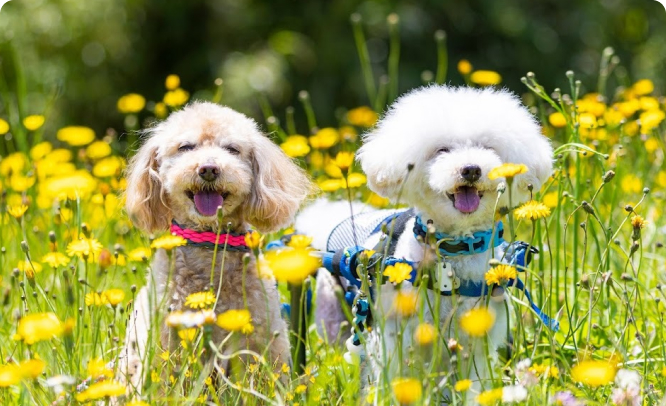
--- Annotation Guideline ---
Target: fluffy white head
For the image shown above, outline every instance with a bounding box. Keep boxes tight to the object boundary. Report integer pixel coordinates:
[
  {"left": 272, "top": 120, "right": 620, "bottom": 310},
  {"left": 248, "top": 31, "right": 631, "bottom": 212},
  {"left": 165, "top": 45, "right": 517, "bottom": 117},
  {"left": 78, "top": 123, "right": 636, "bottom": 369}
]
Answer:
[{"left": 358, "top": 85, "right": 553, "bottom": 235}]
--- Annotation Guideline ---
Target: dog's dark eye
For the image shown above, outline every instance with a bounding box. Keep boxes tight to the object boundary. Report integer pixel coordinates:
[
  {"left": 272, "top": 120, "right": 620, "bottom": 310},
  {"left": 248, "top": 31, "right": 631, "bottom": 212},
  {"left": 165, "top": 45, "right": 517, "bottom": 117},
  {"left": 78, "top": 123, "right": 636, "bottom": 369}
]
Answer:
[
  {"left": 437, "top": 147, "right": 451, "bottom": 154},
  {"left": 224, "top": 145, "right": 240, "bottom": 155},
  {"left": 178, "top": 144, "right": 195, "bottom": 152}
]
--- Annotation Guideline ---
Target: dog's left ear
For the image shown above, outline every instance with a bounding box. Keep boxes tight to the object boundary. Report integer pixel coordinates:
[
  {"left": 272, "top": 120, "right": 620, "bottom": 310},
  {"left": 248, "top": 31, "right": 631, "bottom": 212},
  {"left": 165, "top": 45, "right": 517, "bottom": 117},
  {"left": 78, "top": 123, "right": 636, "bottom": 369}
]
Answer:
[
  {"left": 246, "top": 134, "right": 312, "bottom": 232},
  {"left": 500, "top": 124, "right": 554, "bottom": 204}
]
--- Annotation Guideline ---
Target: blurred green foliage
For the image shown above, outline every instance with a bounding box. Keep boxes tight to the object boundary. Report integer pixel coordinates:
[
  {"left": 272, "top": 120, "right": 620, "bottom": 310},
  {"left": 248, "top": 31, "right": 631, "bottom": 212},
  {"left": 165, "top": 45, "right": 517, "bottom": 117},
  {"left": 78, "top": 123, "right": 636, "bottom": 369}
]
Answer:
[{"left": 0, "top": 0, "right": 664, "bottom": 143}]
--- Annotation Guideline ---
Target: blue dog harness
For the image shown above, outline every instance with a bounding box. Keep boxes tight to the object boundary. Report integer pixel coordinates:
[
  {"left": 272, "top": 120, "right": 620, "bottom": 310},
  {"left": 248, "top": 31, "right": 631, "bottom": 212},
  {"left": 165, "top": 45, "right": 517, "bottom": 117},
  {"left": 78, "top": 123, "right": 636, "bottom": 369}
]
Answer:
[{"left": 322, "top": 210, "right": 559, "bottom": 332}]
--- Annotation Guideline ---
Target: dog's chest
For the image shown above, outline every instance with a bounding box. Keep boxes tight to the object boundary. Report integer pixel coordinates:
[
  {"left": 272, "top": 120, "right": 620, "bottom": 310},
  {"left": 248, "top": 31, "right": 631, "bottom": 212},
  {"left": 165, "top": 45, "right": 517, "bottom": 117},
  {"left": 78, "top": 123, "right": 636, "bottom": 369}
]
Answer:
[{"left": 168, "top": 248, "right": 247, "bottom": 312}]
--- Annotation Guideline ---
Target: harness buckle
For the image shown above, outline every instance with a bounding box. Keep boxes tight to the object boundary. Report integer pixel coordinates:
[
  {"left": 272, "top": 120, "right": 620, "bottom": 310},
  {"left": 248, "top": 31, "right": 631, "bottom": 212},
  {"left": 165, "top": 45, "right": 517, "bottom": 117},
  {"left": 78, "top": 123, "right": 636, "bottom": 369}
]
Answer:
[{"left": 436, "top": 261, "right": 459, "bottom": 293}]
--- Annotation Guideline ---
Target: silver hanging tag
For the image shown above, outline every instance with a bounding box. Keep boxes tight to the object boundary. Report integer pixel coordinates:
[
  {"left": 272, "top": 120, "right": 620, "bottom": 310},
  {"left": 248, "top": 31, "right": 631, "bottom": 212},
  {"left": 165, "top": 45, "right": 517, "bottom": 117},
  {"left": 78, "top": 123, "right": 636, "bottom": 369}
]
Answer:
[{"left": 436, "top": 261, "right": 459, "bottom": 292}]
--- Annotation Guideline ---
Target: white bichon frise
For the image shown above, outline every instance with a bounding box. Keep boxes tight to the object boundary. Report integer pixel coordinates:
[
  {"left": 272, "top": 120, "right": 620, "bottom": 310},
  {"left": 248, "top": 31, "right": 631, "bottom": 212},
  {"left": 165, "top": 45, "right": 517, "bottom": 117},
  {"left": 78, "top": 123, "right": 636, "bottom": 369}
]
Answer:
[{"left": 297, "top": 85, "right": 553, "bottom": 397}]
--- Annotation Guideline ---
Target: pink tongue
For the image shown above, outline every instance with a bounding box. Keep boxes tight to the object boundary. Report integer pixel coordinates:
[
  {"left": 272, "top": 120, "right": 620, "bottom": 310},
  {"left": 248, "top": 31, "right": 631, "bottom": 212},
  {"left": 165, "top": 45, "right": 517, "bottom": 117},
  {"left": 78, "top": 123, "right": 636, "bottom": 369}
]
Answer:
[
  {"left": 193, "top": 191, "right": 224, "bottom": 216},
  {"left": 454, "top": 186, "right": 480, "bottom": 213}
]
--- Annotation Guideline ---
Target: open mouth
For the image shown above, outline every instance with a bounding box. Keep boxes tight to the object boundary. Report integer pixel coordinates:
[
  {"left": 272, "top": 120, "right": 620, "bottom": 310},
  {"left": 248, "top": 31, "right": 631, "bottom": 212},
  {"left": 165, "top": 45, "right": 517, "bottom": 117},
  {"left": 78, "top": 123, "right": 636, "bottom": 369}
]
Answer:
[
  {"left": 185, "top": 189, "right": 230, "bottom": 217},
  {"left": 446, "top": 185, "right": 484, "bottom": 213}
]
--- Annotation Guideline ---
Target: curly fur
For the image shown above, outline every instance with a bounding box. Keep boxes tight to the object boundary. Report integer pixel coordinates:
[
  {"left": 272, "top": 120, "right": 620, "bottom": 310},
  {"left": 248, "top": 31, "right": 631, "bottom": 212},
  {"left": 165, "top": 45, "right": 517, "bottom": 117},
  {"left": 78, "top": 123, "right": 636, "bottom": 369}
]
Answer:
[
  {"left": 299, "top": 85, "right": 553, "bottom": 399},
  {"left": 120, "top": 101, "right": 311, "bottom": 393}
]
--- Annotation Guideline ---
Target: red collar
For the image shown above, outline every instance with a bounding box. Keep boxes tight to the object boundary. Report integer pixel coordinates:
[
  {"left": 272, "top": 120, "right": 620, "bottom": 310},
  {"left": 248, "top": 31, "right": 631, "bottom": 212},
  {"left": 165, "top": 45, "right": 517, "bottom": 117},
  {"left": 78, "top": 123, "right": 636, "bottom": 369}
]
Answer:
[{"left": 170, "top": 221, "right": 249, "bottom": 251}]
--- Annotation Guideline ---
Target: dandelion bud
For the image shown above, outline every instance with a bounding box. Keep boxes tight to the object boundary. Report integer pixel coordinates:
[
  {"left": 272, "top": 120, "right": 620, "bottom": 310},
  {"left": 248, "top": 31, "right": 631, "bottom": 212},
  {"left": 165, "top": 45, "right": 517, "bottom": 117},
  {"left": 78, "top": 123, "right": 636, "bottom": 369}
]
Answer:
[
  {"left": 81, "top": 223, "right": 90, "bottom": 237},
  {"left": 624, "top": 205, "right": 634, "bottom": 213},
  {"left": 298, "top": 90, "right": 310, "bottom": 101},
  {"left": 580, "top": 222, "right": 586, "bottom": 230},
  {"left": 565, "top": 70, "right": 574, "bottom": 79},
  {"left": 488, "top": 258, "right": 500, "bottom": 267},
  {"left": 216, "top": 206, "right": 224, "bottom": 224},
  {"left": 406, "top": 163, "right": 415, "bottom": 171},
  {"left": 20, "top": 241, "right": 29, "bottom": 253},
  {"left": 387, "top": 13, "right": 399, "bottom": 25},
  {"left": 656, "top": 242, "right": 663, "bottom": 248},
  {"left": 643, "top": 187, "right": 650, "bottom": 195},
  {"left": 526, "top": 72, "right": 535, "bottom": 80},
  {"left": 48, "top": 231, "right": 57, "bottom": 243},
  {"left": 520, "top": 77, "right": 528, "bottom": 85},
  {"left": 243, "top": 253, "right": 251, "bottom": 265},
  {"left": 130, "top": 285, "right": 137, "bottom": 293},
  {"left": 581, "top": 201, "right": 595, "bottom": 215},
  {"left": 602, "top": 170, "right": 615, "bottom": 183},
  {"left": 434, "top": 30, "right": 446, "bottom": 41},
  {"left": 630, "top": 241, "right": 640, "bottom": 255},
  {"left": 621, "top": 273, "right": 633, "bottom": 281},
  {"left": 350, "top": 13, "right": 362, "bottom": 24}
]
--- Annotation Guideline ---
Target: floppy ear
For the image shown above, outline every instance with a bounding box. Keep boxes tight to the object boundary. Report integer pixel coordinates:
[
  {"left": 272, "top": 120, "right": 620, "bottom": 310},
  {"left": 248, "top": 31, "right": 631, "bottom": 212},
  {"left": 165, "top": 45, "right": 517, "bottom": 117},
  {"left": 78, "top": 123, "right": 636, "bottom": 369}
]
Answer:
[
  {"left": 245, "top": 134, "right": 311, "bottom": 232},
  {"left": 357, "top": 129, "right": 410, "bottom": 200},
  {"left": 124, "top": 134, "right": 171, "bottom": 232}
]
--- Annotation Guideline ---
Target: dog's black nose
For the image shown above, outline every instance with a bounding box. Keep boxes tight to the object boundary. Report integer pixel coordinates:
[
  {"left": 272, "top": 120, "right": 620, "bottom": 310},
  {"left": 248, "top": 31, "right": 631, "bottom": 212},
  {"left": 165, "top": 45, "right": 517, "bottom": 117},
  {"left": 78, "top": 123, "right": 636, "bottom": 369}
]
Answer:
[
  {"left": 461, "top": 165, "right": 481, "bottom": 183},
  {"left": 198, "top": 165, "right": 220, "bottom": 182}
]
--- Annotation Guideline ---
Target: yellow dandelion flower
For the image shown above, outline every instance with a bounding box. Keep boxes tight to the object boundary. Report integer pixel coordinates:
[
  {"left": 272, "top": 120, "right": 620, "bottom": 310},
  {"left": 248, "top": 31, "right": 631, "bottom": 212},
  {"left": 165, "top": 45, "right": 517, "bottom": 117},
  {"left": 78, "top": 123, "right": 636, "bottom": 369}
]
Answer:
[
  {"left": 151, "top": 235, "right": 187, "bottom": 250},
  {"left": 391, "top": 377, "right": 422, "bottom": 405},
  {"left": 18, "top": 359, "right": 45, "bottom": 379},
  {"left": 244, "top": 231, "right": 263, "bottom": 249},
  {"left": 319, "top": 179, "right": 343, "bottom": 192},
  {"left": 102, "top": 289, "right": 125, "bottom": 306},
  {"left": 393, "top": 290, "right": 418, "bottom": 316},
  {"left": 67, "top": 238, "right": 103, "bottom": 258},
  {"left": 548, "top": 112, "right": 567, "bottom": 128},
  {"left": 15, "top": 312, "right": 63, "bottom": 345},
  {"left": 632, "top": 79, "right": 654, "bottom": 96},
  {"left": 514, "top": 200, "right": 551, "bottom": 221},
  {"left": 295, "top": 384, "right": 307, "bottom": 394},
  {"left": 333, "top": 151, "right": 355, "bottom": 172},
  {"left": 325, "top": 163, "right": 343, "bottom": 179},
  {"left": 470, "top": 70, "right": 502, "bottom": 86},
  {"left": 10, "top": 175, "right": 36, "bottom": 192},
  {"left": 117, "top": 93, "right": 146, "bottom": 114},
  {"left": 165, "top": 74, "right": 181, "bottom": 90},
  {"left": 0, "top": 118, "right": 9, "bottom": 135},
  {"left": 57, "top": 126, "right": 95, "bottom": 147},
  {"left": 645, "top": 137, "right": 659, "bottom": 154},
  {"left": 346, "top": 172, "right": 367, "bottom": 188},
  {"left": 460, "top": 307, "right": 495, "bottom": 337},
  {"left": 163, "top": 88, "right": 189, "bottom": 107},
  {"left": 287, "top": 235, "right": 313, "bottom": 249},
  {"left": 631, "top": 215, "right": 647, "bottom": 230},
  {"left": 621, "top": 174, "right": 642, "bottom": 194},
  {"left": 23, "top": 115, "right": 45, "bottom": 131},
  {"left": 178, "top": 328, "right": 198, "bottom": 342},
  {"left": 280, "top": 135, "right": 310, "bottom": 158},
  {"left": 87, "top": 358, "right": 114, "bottom": 379},
  {"left": 485, "top": 264, "right": 517, "bottom": 286},
  {"left": 454, "top": 379, "right": 472, "bottom": 392},
  {"left": 75, "top": 380, "right": 125, "bottom": 402},
  {"left": 0, "top": 364, "right": 21, "bottom": 387},
  {"left": 30, "top": 141, "right": 52, "bottom": 161},
  {"left": 7, "top": 204, "right": 28, "bottom": 218},
  {"left": 347, "top": 106, "right": 378, "bottom": 127},
  {"left": 530, "top": 363, "right": 559, "bottom": 379},
  {"left": 17, "top": 261, "right": 42, "bottom": 279},
  {"left": 309, "top": 128, "right": 339, "bottom": 149},
  {"left": 383, "top": 262, "right": 412, "bottom": 284},
  {"left": 488, "top": 163, "right": 528, "bottom": 180},
  {"left": 154, "top": 102, "right": 168, "bottom": 119},
  {"left": 542, "top": 191, "right": 560, "bottom": 208},
  {"left": 216, "top": 309, "right": 254, "bottom": 334},
  {"left": 281, "top": 363, "right": 290, "bottom": 374},
  {"left": 367, "top": 192, "right": 390, "bottom": 208},
  {"left": 262, "top": 248, "right": 320, "bottom": 284},
  {"left": 476, "top": 388, "right": 503, "bottom": 405},
  {"left": 0, "top": 152, "right": 27, "bottom": 175},
  {"left": 571, "top": 360, "right": 616, "bottom": 387},
  {"left": 85, "top": 292, "right": 109, "bottom": 307},
  {"left": 93, "top": 156, "right": 125, "bottom": 178},
  {"left": 127, "top": 247, "right": 152, "bottom": 262},
  {"left": 639, "top": 109, "right": 665, "bottom": 133},
  {"left": 414, "top": 323, "right": 437, "bottom": 345},
  {"left": 457, "top": 59, "right": 472, "bottom": 75},
  {"left": 185, "top": 291, "right": 216, "bottom": 309},
  {"left": 86, "top": 141, "right": 112, "bottom": 160}
]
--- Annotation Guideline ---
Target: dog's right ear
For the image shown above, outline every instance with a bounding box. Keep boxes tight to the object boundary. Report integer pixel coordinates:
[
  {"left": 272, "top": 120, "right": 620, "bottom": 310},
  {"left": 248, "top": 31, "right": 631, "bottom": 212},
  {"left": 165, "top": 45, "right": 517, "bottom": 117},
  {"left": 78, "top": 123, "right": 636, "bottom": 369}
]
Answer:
[
  {"left": 357, "top": 126, "right": 411, "bottom": 200},
  {"left": 124, "top": 133, "right": 171, "bottom": 232}
]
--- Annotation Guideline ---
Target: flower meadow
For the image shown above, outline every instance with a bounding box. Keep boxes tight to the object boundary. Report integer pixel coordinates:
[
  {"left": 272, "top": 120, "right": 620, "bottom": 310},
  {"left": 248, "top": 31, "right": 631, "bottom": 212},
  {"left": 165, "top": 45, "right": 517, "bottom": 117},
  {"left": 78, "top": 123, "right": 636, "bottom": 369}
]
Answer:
[{"left": 1, "top": 21, "right": 666, "bottom": 406}]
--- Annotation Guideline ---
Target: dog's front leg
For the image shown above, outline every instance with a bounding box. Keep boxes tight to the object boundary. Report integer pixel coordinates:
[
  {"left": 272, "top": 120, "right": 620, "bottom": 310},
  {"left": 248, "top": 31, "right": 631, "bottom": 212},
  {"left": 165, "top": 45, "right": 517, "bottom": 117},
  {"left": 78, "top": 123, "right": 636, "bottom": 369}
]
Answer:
[{"left": 121, "top": 286, "right": 151, "bottom": 395}]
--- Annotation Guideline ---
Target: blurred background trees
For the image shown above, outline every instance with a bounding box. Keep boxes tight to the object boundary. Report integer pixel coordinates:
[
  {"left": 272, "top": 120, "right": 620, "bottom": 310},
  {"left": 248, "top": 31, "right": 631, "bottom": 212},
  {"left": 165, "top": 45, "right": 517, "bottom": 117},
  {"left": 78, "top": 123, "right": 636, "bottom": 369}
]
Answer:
[{"left": 0, "top": 0, "right": 664, "bottom": 144}]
